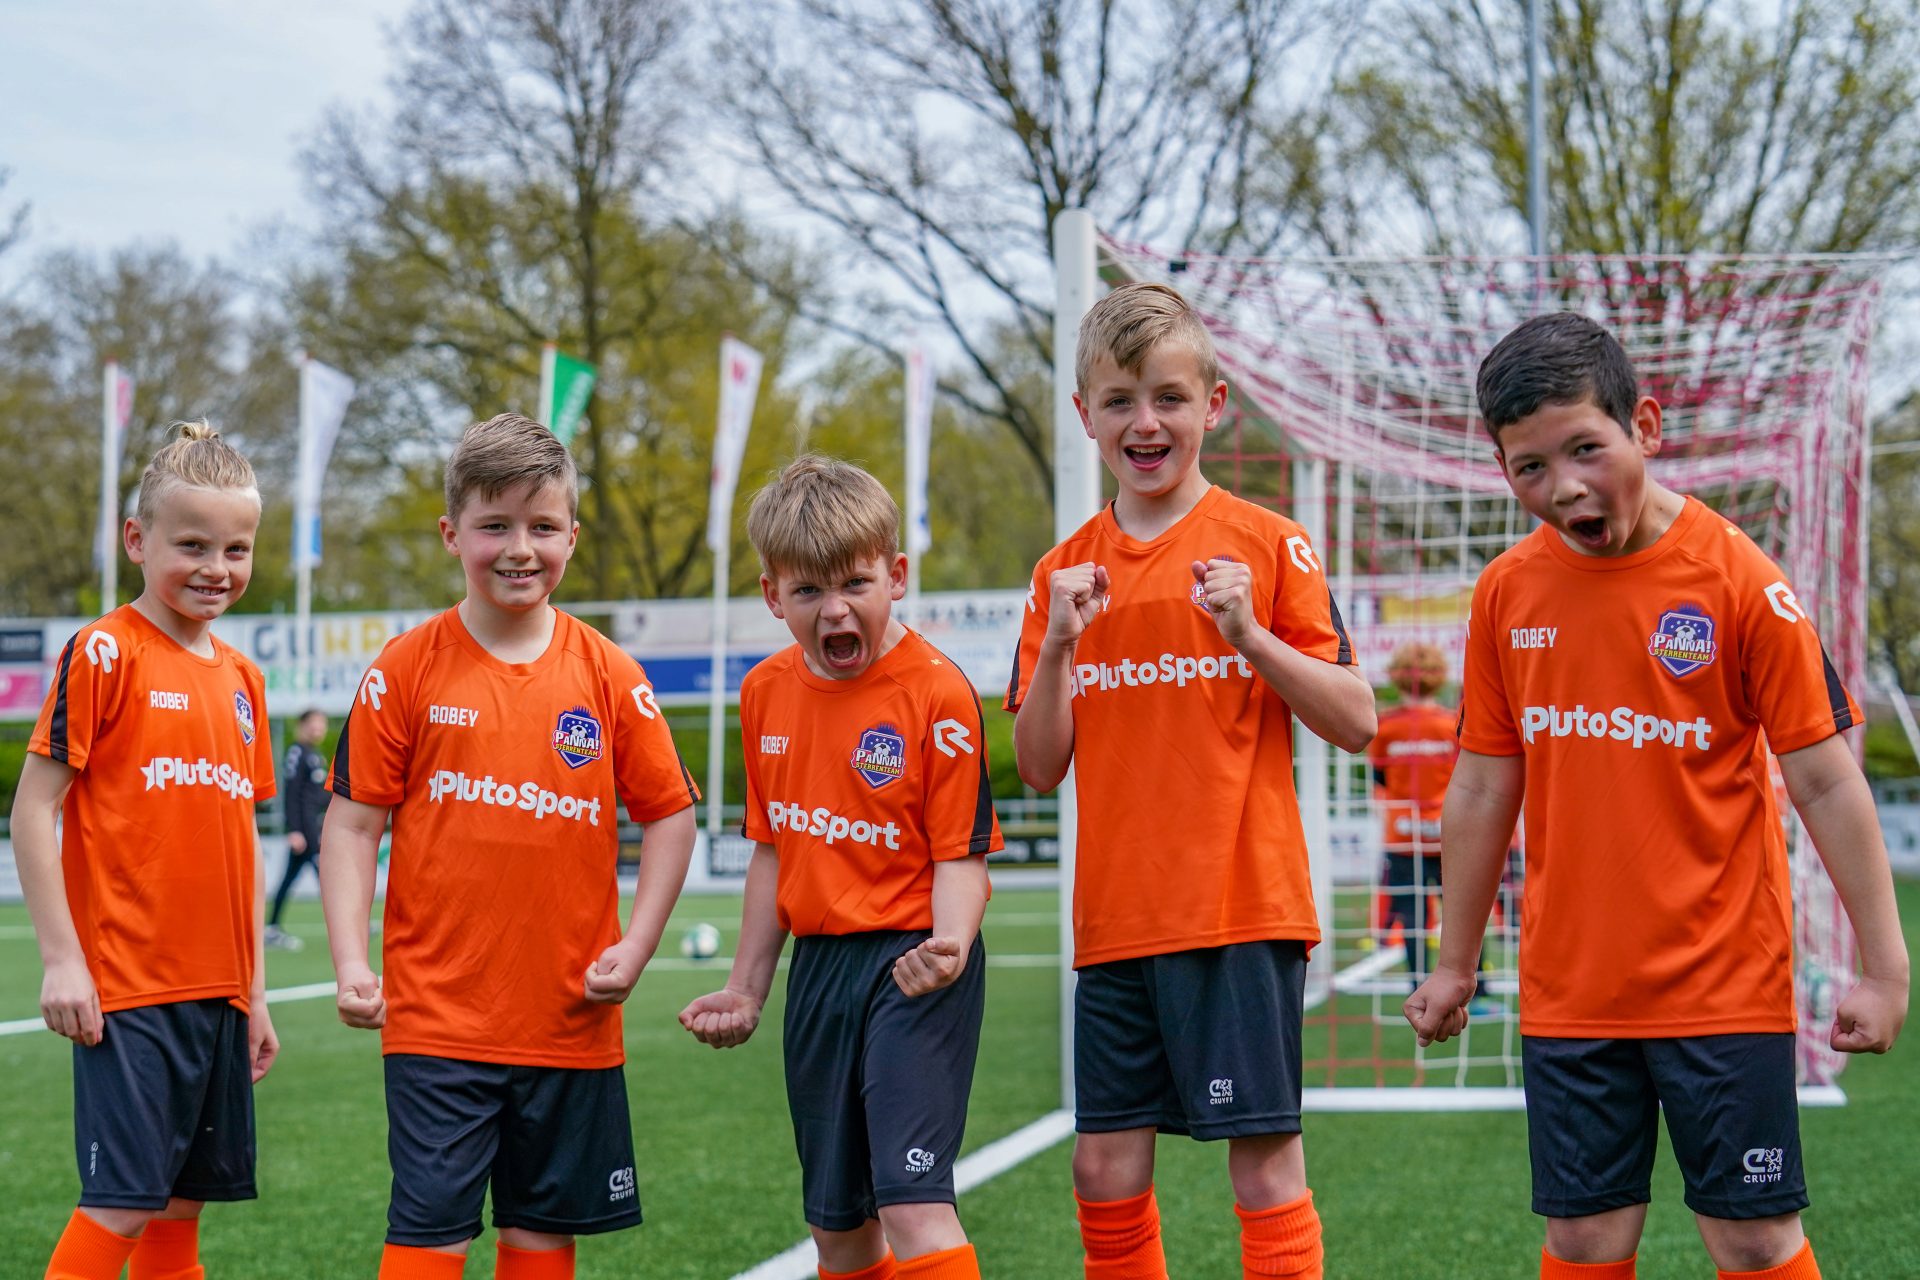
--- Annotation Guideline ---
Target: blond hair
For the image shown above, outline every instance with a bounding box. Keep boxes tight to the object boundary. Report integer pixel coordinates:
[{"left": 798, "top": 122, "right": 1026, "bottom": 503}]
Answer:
[
  {"left": 1388, "top": 642, "right": 1448, "bottom": 698},
  {"left": 135, "top": 420, "right": 259, "bottom": 523},
  {"left": 1075, "top": 282, "right": 1220, "bottom": 393},
  {"left": 746, "top": 454, "right": 899, "bottom": 582},
  {"left": 444, "top": 413, "right": 578, "bottom": 521}
]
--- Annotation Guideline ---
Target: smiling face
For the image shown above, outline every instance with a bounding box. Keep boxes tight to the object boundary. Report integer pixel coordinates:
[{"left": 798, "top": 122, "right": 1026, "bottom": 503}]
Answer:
[
  {"left": 1075, "top": 341, "right": 1228, "bottom": 519},
  {"left": 761, "top": 552, "right": 908, "bottom": 680},
  {"left": 439, "top": 479, "right": 578, "bottom": 617},
  {"left": 126, "top": 485, "right": 260, "bottom": 632},
  {"left": 1496, "top": 395, "right": 1666, "bottom": 556}
]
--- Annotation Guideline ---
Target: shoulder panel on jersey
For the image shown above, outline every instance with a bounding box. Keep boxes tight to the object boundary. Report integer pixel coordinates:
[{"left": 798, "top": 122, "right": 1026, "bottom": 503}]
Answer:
[
  {"left": 1326, "top": 585, "right": 1354, "bottom": 665},
  {"left": 47, "top": 635, "right": 78, "bottom": 765},
  {"left": 1820, "top": 647, "right": 1857, "bottom": 734},
  {"left": 920, "top": 639, "right": 997, "bottom": 855},
  {"left": 330, "top": 703, "right": 358, "bottom": 800}
]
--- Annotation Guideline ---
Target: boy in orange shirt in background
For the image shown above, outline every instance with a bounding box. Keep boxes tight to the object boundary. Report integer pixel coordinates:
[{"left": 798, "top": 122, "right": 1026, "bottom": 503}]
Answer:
[
  {"left": 320, "top": 414, "right": 698, "bottom": 1279},
  {"left": 15, "top": 423, "right": 279, "bottom": 1280},
  {"left": 681, "top": 455, "right": 1001, "bottom": 1280},
  {"left": 1407, "top": 314, "right": 1908, "bottom": 1280},
  {"left": 1367, "top": 642, "right": 1458, "bottom": 985},
  {"left": 1008, "top": 283, "right": 1376, "bottom": 1280}
]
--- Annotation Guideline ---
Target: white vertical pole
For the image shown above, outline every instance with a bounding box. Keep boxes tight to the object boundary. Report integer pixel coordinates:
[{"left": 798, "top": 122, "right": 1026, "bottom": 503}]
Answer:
[
  {"left": 1333, "top": 461, "right": 1355, "bottom": 811},
  {"left": 1052, "top": 208, "right": 1099, "bottom": 1113},
  {"left": 538, "top": 343, "right": 557, "bottom": 427},
  {"left": 1294, "top": 458, "right": 1334, "bottom": 996},
  {"left": 707, "top": 554, "right": 729, "bottom": 840},
  {"left": 98, "top": 361, "right": 121, "bottom": 613}
]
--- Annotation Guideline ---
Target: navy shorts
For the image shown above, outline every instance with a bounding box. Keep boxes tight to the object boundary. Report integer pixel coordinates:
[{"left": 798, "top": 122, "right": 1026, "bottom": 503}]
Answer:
[
  {"left": 1075, "top": 940, "right": 1307, "bottom": 1140},
  {"left": 783, "top": 930, "right": 986, "bottom": 1232},
  {"left": 1524, "top": 1034, "right": 1807, "bottom": 1220},
  {"left": 384, "top": 1055, "right": 641, "bottom": 1246},
  {"left": 72, "top": 998, "right": 256, "bottom": 1209}
]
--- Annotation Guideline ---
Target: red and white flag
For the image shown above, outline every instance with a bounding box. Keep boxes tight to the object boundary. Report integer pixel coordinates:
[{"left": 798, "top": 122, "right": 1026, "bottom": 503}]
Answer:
[{"left": 706, "top": 337, "right": 764, "bottom": 553}]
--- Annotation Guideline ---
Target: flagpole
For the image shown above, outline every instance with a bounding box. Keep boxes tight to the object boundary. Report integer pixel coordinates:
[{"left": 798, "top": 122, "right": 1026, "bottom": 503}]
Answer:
[
  {"left": 706, "top": 540, "right": 729, "bottom": 840},
  {"left": 539, "top": 343, "right": 557, "bottom": 427},
  {"left": 902, "top": 347, "right": 930, "bottom": 627},
  {"left": 98, "top": 361, "right": 120, "bottom": 613}
]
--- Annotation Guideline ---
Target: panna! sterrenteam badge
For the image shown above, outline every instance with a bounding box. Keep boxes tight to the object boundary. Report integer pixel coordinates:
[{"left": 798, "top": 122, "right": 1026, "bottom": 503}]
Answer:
[
  {"left": 851, "top": 725, "right": 907, "bottom": 789},
  {"left": 553, "top": 707, "right": 604, "bottom": 769},
  {"left": 233, "top": 690, "right": 256, "bottom": 745},
  {"left": 1648, "top": 604, "right": 1717, "bottom": 677}
]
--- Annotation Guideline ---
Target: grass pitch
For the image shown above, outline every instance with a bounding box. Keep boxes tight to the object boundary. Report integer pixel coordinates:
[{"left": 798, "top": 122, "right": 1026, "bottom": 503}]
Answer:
[{"left": 0, "top": 882, "right": 1913, "bottom": 1277}]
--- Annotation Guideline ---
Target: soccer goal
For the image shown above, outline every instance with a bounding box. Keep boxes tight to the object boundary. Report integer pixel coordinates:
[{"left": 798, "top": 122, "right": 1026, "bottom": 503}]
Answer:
[{"left": 1053, "top": 211, "right": 1899, "bottom": 1108}]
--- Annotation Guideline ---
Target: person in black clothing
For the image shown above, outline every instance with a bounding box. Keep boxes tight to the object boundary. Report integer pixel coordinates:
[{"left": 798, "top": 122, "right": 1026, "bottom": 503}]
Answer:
[{"left": 267, "top": 709, "right": 329, "bottom": 951}]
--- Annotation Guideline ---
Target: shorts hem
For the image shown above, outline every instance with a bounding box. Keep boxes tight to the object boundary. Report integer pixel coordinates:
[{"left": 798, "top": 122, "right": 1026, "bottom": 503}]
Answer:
[
  {"left": 804, "top": 1206, "right": 878, "bottom": 1233},
  {"left": 386, "top": 1223, "right": 484, "bottom": 1249},
  {"left": 1185, "top": 1112, "right": 1302, "bottom": 1141},
  {"left": 873, "top": 1185, "right": 957, "bottom": 1210},
  {"left": 1532, "top": 1187, "right": 1652, "bottom": 1218},
  {"left": 1683, "top": 1189, "right": 1809, "bottom": 1220},
  {"left": 169, "top": 1182, "right": 257, "bottom": 1203},
  {"left": 1075, "top": 1110, "right": 1171, "bottom": 1135},
  {"left": 77, "top": 1193, "right": 174, "bottom": 1212},
  {"left": 493, "top": 1208, "right": 642, "bottom": 1237}
]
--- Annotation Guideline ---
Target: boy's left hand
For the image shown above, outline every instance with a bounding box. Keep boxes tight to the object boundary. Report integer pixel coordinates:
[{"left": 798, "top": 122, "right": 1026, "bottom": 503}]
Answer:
[
  {"left": 584, "top": 941, "right": 646, "bottom": 1005},
  {"left": 249, "top": 1002, "right": 279, "bottom": 1083},
  {"left": 1830, "top": 974, "right": 1908, "bottom": 1054},
  {"left": 894, "top": 936, "right": 967, "bottom": 997},
  {"left": 1192, "top": 558, "right": 1255, "bottom": 646}
]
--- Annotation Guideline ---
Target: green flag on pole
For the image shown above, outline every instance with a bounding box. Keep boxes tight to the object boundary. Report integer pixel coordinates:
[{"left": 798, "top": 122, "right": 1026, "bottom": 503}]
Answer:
[{"left": 539, "top": 345, "right": 597, "bottom": 446}]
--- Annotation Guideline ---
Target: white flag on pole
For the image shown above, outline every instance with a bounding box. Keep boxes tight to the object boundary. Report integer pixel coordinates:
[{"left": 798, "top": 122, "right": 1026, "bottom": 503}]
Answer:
[
  {"left": 706, "top": 337, "right": 764, "bottom": 553},
  {"left": 95, "top": 363, "right": 135, "bottom": 574},
  {"left": 294, "top": 358, "right": 356, "bottom": 569},
  {"left": 904, "top": 347, "right": 933, "bottom": 555}
]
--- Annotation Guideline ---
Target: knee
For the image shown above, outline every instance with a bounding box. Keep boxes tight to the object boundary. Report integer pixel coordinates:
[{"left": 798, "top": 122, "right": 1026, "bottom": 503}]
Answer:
[
  {"left": 1544, "top": 1208, "right": 1643, "bottom": 1264},
  {"left": 1697, "top": 1214, "right": 1804, "bottom": 1272},
  {"left": 1227, "top": 1133, "right": 1305, "bottom": 1209},
  {"left": 877, "top": 1202, "right": 965, "bottom": 1257}
]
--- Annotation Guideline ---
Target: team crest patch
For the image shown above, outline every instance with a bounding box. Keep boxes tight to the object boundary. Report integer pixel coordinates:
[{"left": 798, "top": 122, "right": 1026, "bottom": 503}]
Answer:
[
  {"left": 851, "top": 724, "right": 907, "bottom": 789},
  {"left": 552, "top": 706, "right": 604, "bottom": 769},
  {"left": 1648, "top": 604, "right": 1717, "bottom": 677},
  {"left": 233, "top": 690, "right": 255, "bottom": 745},
  {"left": 1190, "top": 581, "right": 1209, "bottom": 611}
]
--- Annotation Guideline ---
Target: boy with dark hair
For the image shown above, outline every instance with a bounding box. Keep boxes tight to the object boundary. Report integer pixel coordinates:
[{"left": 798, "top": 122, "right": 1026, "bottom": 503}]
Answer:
[
  {"left": 321, "top": 413, "right": 699, "bottom": 1280},
  {"left": 1009, "top": 282, "right": 1376, "bottom": 1280},
  {"left": 680, "top": 453, "right": 1000, "bottom": 1280},
  {"left": 1407, "top": 312, "right": 1908, "bottom": 1280}
]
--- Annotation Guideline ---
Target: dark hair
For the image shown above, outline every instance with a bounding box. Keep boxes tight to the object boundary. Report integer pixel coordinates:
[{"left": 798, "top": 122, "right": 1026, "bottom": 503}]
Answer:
[
  {"left": 299, "top": 708, "right": 325, "bottom": 722},
  {"left": 1475, "top": 313, "right": 1638, "bottom": 440}
]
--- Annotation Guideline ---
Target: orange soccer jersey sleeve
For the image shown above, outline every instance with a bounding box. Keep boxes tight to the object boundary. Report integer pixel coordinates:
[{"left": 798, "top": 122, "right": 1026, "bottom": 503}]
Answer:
[
  {"left": 1456, "top": 578, "right": 1522, "bottom": 756},
  {"left": 1267, "top": 531, "right": 1351, "bottom": 665},
  {"left": 1732, "top": 560, "right": 1861, "bottom": 752},
  {"left": 330, "top": 656, "right": 413, "bottom": 806},
  {"left": 918, "top": 677, "right": 998, "bottom": 862},
  {"left": 32, "top": 627, "right": 119, "bottom": 772},
  {"left": 740, "top": 682, "right": 773, "bottom": 844},
  {"left": 608, "top": 653, "right": 699, "bottom": 822},
  {"left": 1003, "top": 563, "right": 1050, "bottom": 714}
]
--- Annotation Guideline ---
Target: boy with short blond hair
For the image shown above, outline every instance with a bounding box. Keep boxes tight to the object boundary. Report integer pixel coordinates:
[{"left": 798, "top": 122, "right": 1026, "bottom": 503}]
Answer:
[
  {"left": 681, "top": 454, "right": 1000, "bottom": 1280},
  {"left": 1407, "top": 313, "right": 1909, "bottom": 1280},
  {"left": 1008, "top": 282, "right": 1377, "bottom": 1280},
  {"left": 321, "top": 413, "right": 699, "bottom": 1280}
]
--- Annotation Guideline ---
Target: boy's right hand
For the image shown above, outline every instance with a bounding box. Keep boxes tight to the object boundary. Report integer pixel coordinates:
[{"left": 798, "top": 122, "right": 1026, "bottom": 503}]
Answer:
[
  {"left": 41, "top": 958, "right": 103, "bottom": 1046},
  {"left": 336, "top": 965, "right": 387, "bottom": 1030},
  {"left": 1045, "top": 562, "right": 1111, "bottom": 646},
  {"left": 678, "top": 988, "right": 762, "bottom": 1049},
  {"left": 1404, "top": 966, "right": 1477, "bottom": 1047}
]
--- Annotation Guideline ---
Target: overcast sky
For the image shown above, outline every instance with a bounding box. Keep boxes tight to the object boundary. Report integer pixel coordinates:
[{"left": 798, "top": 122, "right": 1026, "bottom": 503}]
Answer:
[{"left": 1, "top": 0, "right": 404, "bottom": 265}]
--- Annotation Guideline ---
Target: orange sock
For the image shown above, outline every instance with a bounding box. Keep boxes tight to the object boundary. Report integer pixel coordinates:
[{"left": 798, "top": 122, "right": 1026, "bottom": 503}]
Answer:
[
  {"left": 496, "top": 1240, "right": 574, "bottom": 1279},
  {"left": 379, "top": 1243, "right": 468, "bottom": 1279},
  {"left": 820, "top": 1253, "right": 898, "bottom": 1280},
  {"left": 1540, "top": 1249, "right": 1635, "bottom": 1278},
  {"left": 1237, "top": 1191, "right": 1324, "bottom": 1279},
  {"left": 1718, "top": 1239, "right": 1820, "bottom": 1280},
  {"left": 897, "top": 1243, "right": 980, "bottom": 1279},
  {"left": 129, "top": 1216, "right": 202, "bottom": 1279},
  {"left": 45, "top": 1210, "right": 140, "bottom": 1280},
  {"left": 1076, "top": 1187, "right": 1169, "bottom": 1280}
]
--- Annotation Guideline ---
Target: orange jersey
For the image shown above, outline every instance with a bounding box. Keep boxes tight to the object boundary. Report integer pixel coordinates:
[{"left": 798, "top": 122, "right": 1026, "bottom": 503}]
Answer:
[
  {"left": 329, "top": 608, "right": 697, "bottom": 1068},
  {"left": 1369, "top": 701, "right": 1457, "bottom": 848},
  {"left": 1457, "top": 497, "right": 1860, "bottom": 1037},
  {"left": 28, "top": 606, "right": 275, "bottom": 1014},
  {"left": 1006, "top": 487, "right": 1355, "bottom": 967},
  {"left": 741, "top": 629, "right": 1001, "bottom": 935}
]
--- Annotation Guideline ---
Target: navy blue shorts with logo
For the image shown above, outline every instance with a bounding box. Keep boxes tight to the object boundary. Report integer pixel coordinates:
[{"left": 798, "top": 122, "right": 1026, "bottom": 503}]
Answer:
[
  {"left": 783, "top": 930, "right": 987, "bottom": 1232},
  {"left": 72, "top": 998, "right": 256, "bottom": 1209},
  {"left": 1524, "top": 1033, "right": 1807, "bottom": 1220},
  {"left": 384, "top": 1055, "right": 641, "bottom": 1246},
  {"left": 1075, "top": 940, "right": 1307, "bottom": 1140}
]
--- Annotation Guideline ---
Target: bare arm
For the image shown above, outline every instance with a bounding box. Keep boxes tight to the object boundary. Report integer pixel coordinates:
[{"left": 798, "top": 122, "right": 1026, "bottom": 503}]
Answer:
[
  {"left": 1405, "top": 749, "right": 1525, "bottom": 1045},
  {"left": 585, "top": 802, "right": 698, "bottom": 1004},
  {"left": 679, "top": 842, "right": 788, "bottom": 1047},
  {"left": 895, "top": 855, "right": 991, "bottom": 997},
  {"left": 11, "top": 754, "right": 100, "bottom": 1045},
  {"left": 319, "top": 794, "right": 390, "bottom": 1029},
  {"left": 1779, "top": 735, "right": 1909, "bottom": 1053}
]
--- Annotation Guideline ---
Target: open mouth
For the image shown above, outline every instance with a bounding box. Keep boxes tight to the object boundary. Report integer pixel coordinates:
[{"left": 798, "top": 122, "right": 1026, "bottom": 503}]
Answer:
[
  {"left": 188, "top": 585, "right": 226, "bottom": 598},
  {"left": 1567, "top": 516, "right": 1610, "bottom": 549},
  {"left": 821, "top": 631, "right": 864, "bottom": 670},
  {"left": 496, "top": 569, "right": 539, "bottom": 581},
  {"left": 1123, "top": 444, "right": 1170, "bottom": 470}
]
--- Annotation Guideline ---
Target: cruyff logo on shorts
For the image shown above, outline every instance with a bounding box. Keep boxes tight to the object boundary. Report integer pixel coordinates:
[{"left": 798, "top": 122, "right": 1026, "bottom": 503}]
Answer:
[
  {"left": 608, "top": 1166, "right": 636, "bottom": 1201},
  {"left": 1742, "top": 1147, "right": 1785, "bottom": 1183},
  {"left": 1208, "top": 1078, "right": 1235, "bottom": 1105},
  {"left": 905, "top": 1148, "right": 937, "bottom": 1174}
]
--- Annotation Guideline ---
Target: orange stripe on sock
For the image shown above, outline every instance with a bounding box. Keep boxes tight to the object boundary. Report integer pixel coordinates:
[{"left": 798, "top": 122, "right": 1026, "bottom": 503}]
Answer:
[
  {"left": 1076, "top": 1187, "right": 1168, "bottom": 1280},
  {"left": 1541, "top": 1248, "right": 1636, "bottom": 1279},
  {"left": 379, "top": 1243, "right": 468, "bottom": 1279},
  {"left": 1236, "top": 1191, "right": 1324, "bottom": 1279},
  {"left": 820, "top": 1253, "right": 899, "bottom": 1280},
  {"left": 129, "top": 1216, "right": 200, "bottom": 1280},
  {"left": 1717, "top": 1238, "right": 1820, "bottom": 1280},
  {"left": 45, "top": 1210, "right": 141, "bottom": 1280},
  {"left": 896, "top": 1243, "right": 979, "bottom": 1280}
]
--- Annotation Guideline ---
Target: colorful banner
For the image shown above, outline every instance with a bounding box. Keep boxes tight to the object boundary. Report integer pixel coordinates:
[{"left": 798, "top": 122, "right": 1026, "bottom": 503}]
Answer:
[
  {"left": 540, "top": 346, "right": 596, "bottom": 446},
  {"left": 294, "top": 359, "right": 356, "bottom": 569},
  {"left": 706, "top": 337, "right": 765, "bottom": 553}
]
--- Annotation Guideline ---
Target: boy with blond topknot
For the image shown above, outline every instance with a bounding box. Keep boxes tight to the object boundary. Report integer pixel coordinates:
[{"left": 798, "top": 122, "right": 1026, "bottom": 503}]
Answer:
[
  {"left": 321, "top": 414, "right": 698, "bottom": 1279},
  {"left": 1008, "top": 283, "right": 1376, "bottom": 1280},
  {"left": 17, "top": 422, "right": 279, "bottom": 1280},
  {"left": 681, "top": 454, "right": 1001, "bottom": 1280}
]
